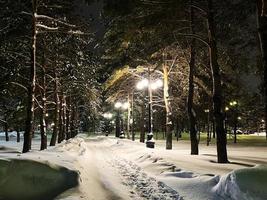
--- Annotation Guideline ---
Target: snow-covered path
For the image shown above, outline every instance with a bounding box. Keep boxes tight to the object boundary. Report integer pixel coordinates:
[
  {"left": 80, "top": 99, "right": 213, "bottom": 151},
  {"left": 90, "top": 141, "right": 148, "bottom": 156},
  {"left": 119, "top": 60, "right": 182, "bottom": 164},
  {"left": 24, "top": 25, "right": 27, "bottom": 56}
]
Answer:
[
  {"left": 1, "top": 135, "right": 267, "bottom": 200},
  {"left": 77, "top": 136, "right": 267, "bottom": 200},
  {"left": 77, "top": 137, "right": 181, "bottom": 200}
]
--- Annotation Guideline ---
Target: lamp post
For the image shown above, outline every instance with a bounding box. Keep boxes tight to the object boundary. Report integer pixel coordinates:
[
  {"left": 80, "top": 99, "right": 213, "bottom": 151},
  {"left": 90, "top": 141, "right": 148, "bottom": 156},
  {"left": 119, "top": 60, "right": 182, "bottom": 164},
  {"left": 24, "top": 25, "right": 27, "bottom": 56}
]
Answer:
[
  {"left": 114, "top": 101, "right": 128, "bottom": 138},
  {"left": 204, "top": 109, "right": 210, "bottom": 146},
  {"left": 136, "top": 77, "right": 163, "bottom": 148},
  {"left": 225, "top": 106, "right": 229, "bottom": 139},
  {"left": 131, "top": 91, "right": 135, "bottom": 141},
  {"left": 229, "top": 100, "right": 238, "bottom": 143},
  {"left": 115, "top": 102, "right": 122, "bottom": 137},
  {"left": 103, "top": 112, "right": 113, "bottom": 136}
]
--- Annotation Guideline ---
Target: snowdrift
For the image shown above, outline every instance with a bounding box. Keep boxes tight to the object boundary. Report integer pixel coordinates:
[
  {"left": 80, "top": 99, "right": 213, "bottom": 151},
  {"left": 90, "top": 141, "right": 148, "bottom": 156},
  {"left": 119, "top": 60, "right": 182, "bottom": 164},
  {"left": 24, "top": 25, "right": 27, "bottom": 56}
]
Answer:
[
  {"left": 213, "top": 165, "right": 267, "bottom": 200},
  {"left": 109, "top": 138, "right": 267, "bottom": 200},
  {"left": 0, "top": 158, "right": 79, "bottom": 200}
]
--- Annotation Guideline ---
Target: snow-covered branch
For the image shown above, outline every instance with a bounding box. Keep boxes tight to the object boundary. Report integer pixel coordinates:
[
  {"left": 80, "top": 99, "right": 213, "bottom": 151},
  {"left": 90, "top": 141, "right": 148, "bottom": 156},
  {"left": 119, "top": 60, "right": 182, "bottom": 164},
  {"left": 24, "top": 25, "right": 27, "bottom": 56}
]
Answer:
[
  {"left": 36, "top": 24, "right": 59, "bottom": 31},
  {"left": 36, "top": 14, "right": 76, "bottom": 27},
  {"left": 10, "top": 82, "right": 28, "bottom": 92}
]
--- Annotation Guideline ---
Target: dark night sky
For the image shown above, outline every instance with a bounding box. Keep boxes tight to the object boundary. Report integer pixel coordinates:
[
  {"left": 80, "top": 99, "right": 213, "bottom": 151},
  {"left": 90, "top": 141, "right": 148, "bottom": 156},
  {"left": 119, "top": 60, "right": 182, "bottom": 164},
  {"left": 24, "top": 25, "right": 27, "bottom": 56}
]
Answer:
[{"left": 74, "top": 0, "right": 106, "bottom": 49}]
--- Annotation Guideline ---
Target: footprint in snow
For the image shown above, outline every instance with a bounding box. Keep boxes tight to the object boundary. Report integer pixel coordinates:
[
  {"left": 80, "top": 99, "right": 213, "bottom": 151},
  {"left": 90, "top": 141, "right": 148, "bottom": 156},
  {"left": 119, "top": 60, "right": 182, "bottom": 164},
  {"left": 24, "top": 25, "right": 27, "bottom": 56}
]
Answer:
[{"left": 114, "top": 159, "right": 181, "bottom": 200}]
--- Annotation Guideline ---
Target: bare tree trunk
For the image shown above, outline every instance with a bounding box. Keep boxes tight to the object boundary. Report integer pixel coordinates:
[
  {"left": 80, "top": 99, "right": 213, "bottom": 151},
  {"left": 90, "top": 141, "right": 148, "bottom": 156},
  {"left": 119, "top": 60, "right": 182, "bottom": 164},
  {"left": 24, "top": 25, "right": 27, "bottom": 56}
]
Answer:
[
  {"left": 40, "top": 63, "right": 47, "bottom": 150},
  {"left": 212, "top": 119, "right": 216, "bottom": 138},
  {"left": 115, "top": 110, "right": 120, "bottom": 137},
  {"left": 62, "top": 95, "right": 67, "bottom": 140},
  {"left": 131, "top": 91, "right": 135, "bottom": 141},
  {"left": 127, "top": 93, "right": 130, "bottom": 139},
  {"left": 23, "top": 0, "right": 37, "bottom": 153},
  {"left": 16, "top": 130, "right": 20, "bottom": 143},
  {"left": 188, "top": 1, "right": 198, "bottom": 155},
  {"left": 163, "top": 64, "right": 172, "bottom": 150},
  {"left": 207, "top": 0, "right": 228, "bottom": 163},
  {"left": 50, "top": 69, "right": 60, "bottom": 146},
  {"left": 206, "top": 111, "right": 210, "bottom": 146},
  {"left": 66, "top": 106, "right": 70, "bottom": 139},
  {"left": 58, "top": 93, "right": 64, "bottom": 143},
  {"left": 176, "top": 117, "right": 179, "bottom": 141},
  {"left": 70, "top": 104, "right": 75, "bottom": 138},
  {"left": 4, "top": 117, "right": 9, "bottom": 141},
  {"left": 66, "top": 97, "right": 71, "bottom": 140},
  {"left": 70, "top": 103, "right": 78, "bottom": 138},
  {"left": 257, "top": 0, "right": 267, "bottom": 139},
  {"left": 74, "top": 104, "right": 79, "bottom": 136}
]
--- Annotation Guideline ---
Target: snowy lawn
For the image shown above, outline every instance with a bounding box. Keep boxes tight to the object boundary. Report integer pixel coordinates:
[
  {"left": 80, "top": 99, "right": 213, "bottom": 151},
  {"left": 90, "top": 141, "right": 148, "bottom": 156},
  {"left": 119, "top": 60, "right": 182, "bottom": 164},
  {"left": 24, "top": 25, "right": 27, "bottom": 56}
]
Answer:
[{"left": 0, "top": 135, "right": 267, "bottom": 200}]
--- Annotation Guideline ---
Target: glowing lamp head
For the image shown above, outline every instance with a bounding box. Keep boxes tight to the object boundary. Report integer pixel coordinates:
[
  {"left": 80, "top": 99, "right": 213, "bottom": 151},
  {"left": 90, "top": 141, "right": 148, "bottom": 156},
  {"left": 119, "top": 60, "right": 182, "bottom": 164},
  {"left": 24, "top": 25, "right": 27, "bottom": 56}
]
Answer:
[
  {"left": 115, "top": 102, "right": 122, "bottom": 108},
  {"left": 104, "top": 112, "right": 113, "bottom": 119},
  {"left": 151, "top": 79, "right": 163, "bottom": 90},
  {"left": 136, "top": 79, "right": 148, "bottom": 90},
  {"left": 122, "top": 102, "right": 129, "bottom": 110}
]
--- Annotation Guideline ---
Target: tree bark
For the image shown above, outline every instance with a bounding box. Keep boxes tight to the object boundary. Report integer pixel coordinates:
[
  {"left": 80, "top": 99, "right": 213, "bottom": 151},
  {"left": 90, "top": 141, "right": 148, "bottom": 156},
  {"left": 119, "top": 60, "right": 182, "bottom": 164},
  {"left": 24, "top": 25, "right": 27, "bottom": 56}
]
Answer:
[
  {"left": 188, "top": 1, "right": 198, "bottom": 155},
  {"left": 16, "top": 130, "right": 20, "bottom": 143},
  {"left": 70, "top": 103, "right": 78, "bottom": 138},
  {"left": 207, "top": 0, "right": 228, "bottom": 163},
  {"left": 62, "top": 95, "right": 67, "bottom": 140},
  {"left": 58, "top": 93, "right": 64, "bottom": 143},
  {"left": 40, "top": 63, "right": 47, "bottom": 150},
  {"left": 66, "top": 97, "right": 71, "bottom": 140},
  {"left": 70, "top": 104, "right": 75, "bottom": 138},
  {"left": 115, "top": 110, "right": 120, "bottom": 137},
  {"left": 23, "top": 0, "right": 37, "bottom": 153},
  {"left": 206, "top": 111, "right": 210, "bottom": 146},
  {"left": 50, "top": 69, "right": 60, "bottom": 146},
  {"left": 127, "top": 93, "right": 131, "bottom": 139},
  {"left": 74, "top": 104, "right": 79, "bottom": 136},
  {"left": 4, "top": 118, "right": 9, "bottom": 142},
  {"left": 257, "top": 0, "right": 267, "bottom": 139},
  {"left": 131, "top": 91, "right": 135, "bottom": 141},
  {"left": 163, "top": 64, "right": 172, "bottom": 150}
]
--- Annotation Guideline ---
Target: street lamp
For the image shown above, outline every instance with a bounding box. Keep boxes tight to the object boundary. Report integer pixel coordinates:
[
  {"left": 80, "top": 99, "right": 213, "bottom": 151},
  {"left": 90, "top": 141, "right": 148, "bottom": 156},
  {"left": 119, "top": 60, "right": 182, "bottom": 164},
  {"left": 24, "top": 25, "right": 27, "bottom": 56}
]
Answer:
[
  {"left": 115, "top": 102, "right": 122, "bottom": 109},
  {"left": 103, "top": 112, "right": 113, "bottom": 119},
  {"left": 229, "top": 100, "right": 238, "bottom": 143},
  {"left": 114, "top": 101, "right": 128, "bottom": 138},
  {"left": 136, "top": 78, "right": 163, "bottom": 148},
  {"left": 103, "top": 112, "right": 113, "bottom": 136},
  {"left": 136, "top": 79, "right": 149, "bottom": 90},
  {"left": 204, "top": 109, "right": 210, "bottom": 146},
  {"left": 225, "top": 106, "right": 229, "bottom": 139}
]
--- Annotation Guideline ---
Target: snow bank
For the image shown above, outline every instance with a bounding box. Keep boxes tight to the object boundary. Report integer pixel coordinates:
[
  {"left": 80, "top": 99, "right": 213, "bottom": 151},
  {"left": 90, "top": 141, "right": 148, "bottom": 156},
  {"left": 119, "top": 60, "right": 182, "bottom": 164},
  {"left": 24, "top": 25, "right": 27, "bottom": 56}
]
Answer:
[
  {"left": 0, "top": 131, "right": 19, "bottom": 138},
  {"left": 0, "top": 159, "right": 79, "bottom": 200},
  {"left": 213, "top": 165, "right": 267, "bottom": 200}
]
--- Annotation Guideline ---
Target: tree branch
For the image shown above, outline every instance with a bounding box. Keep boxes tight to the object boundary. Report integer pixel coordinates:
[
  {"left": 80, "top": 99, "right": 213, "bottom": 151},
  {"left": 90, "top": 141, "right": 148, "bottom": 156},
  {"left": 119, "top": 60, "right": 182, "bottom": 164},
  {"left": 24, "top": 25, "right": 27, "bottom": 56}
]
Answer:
[{"left": 174, "top": 33, "right": 209, "bottom": 46}]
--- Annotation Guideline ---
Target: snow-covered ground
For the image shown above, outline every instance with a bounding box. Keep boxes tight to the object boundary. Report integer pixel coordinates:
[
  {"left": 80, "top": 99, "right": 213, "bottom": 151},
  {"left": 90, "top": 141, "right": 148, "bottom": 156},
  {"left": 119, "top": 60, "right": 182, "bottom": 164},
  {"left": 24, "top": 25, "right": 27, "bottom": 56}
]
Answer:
[{"left": 0, "top": 135, "right": 267, "bottom": 200}]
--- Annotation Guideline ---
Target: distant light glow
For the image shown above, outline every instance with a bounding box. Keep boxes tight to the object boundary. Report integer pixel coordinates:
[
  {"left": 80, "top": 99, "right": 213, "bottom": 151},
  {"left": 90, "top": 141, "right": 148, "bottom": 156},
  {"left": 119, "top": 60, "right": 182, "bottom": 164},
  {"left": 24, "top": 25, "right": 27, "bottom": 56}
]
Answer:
[
  {"left": 136, "top": 79, "right": 148, "bottom": 90},
  {"left": 122, "top": 102, "right": 129, "bottom": 110},
  {"left": 103, "top": 112, "right": 113, "bottom": 119},
  {"left": 115, "top": 102, "right": 122, "bottom": 108},
  {"left": 151, "top": 79, "right": 163, "bottom": 90},
  {"left": 230, "top": 101, "right": 237, "bottom": 106},
  {"left": 137, "top": 78, "right": 163, "bottom": 90}
]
